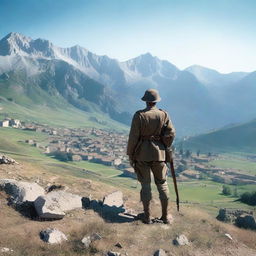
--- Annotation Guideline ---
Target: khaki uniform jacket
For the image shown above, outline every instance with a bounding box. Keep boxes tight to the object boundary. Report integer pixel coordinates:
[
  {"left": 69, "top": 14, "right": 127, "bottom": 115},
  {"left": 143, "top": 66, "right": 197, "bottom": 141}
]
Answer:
[{"left": 127, "top": 106, "right": 175, "bottom": 161}]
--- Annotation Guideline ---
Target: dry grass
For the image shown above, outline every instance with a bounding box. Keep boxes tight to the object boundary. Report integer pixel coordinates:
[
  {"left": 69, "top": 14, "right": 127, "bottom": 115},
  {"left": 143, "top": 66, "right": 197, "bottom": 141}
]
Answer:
[{"left": 0, "top": 161, "right": 256, "bottom": 256}]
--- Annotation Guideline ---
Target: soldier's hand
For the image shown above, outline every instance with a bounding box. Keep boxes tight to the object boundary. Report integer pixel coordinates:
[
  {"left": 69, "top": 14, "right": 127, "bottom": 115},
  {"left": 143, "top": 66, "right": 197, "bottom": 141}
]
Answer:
[{"left": 129, "top": 159, "right": 135, "bottom": 168}]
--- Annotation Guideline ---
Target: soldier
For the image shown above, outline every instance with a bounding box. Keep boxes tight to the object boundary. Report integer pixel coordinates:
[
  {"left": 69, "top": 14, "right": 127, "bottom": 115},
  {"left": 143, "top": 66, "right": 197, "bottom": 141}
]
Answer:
[{"left": 127, "top": 89, "right": 175, "bottom": 224}]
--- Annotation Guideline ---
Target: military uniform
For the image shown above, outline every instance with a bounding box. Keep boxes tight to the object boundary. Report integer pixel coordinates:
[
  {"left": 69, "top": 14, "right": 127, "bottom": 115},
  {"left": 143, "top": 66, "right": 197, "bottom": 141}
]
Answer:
[{"left": 127, "top": 89, "right": 175, "bottom": 224}]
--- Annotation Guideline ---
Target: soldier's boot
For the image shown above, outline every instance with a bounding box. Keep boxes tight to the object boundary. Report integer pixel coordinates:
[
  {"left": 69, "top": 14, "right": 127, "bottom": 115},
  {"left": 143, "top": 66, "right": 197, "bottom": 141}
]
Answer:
[
  {"left": 142, "top": 200, "right": 152, "bottom": 224},
  {"left": 160, "top": 199, "right": 170, "bottom": 224}
]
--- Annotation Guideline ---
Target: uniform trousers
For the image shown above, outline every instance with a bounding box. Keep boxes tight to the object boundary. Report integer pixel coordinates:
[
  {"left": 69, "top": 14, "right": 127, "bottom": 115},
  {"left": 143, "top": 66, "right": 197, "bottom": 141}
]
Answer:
[{"left": 135, "top": 161, "right": 169, "bottom": 202}]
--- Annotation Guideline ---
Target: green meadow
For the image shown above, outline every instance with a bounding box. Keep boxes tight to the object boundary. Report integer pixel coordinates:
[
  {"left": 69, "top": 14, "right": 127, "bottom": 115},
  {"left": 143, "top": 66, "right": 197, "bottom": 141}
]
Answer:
[{"left": 0, "top": 97, "right": 128, "bottom": 132}]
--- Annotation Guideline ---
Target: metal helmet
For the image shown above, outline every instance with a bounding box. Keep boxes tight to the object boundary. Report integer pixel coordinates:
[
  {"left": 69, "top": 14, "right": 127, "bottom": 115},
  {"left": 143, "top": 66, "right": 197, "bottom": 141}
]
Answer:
[{"left": 141, "top": 89, "right": 161, "bottom": 102}]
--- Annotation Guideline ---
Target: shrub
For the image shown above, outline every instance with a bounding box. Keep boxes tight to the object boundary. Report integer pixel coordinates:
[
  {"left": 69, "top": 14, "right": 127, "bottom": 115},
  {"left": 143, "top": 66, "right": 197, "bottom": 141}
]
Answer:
[{"left": 222, "top": 185, "right": 231, "bottom": 195}]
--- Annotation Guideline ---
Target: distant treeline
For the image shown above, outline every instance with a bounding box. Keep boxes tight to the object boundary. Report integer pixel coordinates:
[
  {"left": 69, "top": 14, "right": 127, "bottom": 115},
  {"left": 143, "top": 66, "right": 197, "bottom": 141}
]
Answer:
[{"left": 240, "top": 191, "right": 256, "bottom": 206}]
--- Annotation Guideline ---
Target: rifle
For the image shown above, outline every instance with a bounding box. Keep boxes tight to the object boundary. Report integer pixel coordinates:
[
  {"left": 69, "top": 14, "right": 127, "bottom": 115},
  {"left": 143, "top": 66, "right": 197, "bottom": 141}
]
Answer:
[
  {"left": 161, "top": 117, "right": 180, "bottom": 212},
  {"left": 167, "top": 149, "right": 180, "bottom": 211}
]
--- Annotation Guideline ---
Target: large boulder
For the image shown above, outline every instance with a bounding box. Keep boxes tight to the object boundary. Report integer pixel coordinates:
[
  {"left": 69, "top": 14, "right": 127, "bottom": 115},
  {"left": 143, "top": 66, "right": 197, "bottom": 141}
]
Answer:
[
  {"left": 0, "top": 179, "right": 45, "bottom": 203},
  {"left": 102, "top": 191, "right": 125, "bottom": 215},
  {"left": 235, "top": 214, "right": 256, "bottom": 230},
  {"left": 103, "top": 191, "right": 123, "bottom": 208},
  {"left": 40, "top": 228, "right": 67, "bottom": 244},
  {"left": 34, "top": 190, "right": 82, "bottom": 219}
]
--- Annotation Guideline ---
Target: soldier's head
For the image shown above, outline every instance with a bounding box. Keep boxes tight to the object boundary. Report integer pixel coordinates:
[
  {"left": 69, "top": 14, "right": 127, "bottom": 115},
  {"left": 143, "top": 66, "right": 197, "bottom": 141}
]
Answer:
[{"left": 141, "top": 89, "right": 161, "bottom": 107}]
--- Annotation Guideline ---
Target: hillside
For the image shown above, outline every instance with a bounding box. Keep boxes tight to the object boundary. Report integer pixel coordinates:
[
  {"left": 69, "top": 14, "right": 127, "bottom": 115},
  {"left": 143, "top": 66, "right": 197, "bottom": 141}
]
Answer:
[{"left": 183, "top": 119, "right": 256, "bottom": 153}]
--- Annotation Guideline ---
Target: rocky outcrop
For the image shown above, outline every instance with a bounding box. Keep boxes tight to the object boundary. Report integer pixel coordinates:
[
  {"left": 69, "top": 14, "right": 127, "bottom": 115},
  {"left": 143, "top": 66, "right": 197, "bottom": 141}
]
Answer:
[
  {"left": 34, "top": 190, "right": 82, "bottom": 219},
  {"left": 217, "top": 208, "right": 256, "bottom": 230},
  {"left": 236, "top": 214, "right": 256, "bottom": 230},
  {"left": 0, "top": 179, "right": 45, "bottom": 203},
  {"left": 217, "top": 208, "right": 253, "bottom": 223},
  {"left": 40, "top": 228, "right": 67, "bottom": 244},
  {"left": 0, "top": 155, "right": 17, "bottom": 164}
]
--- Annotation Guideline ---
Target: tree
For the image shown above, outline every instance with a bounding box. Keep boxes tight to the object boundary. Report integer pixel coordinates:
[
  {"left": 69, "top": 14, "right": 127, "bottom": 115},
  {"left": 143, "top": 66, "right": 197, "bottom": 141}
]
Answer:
[
  {"left": 233, "top": 187, "right": 238, "bottom": 197},
  {"left": 222, "top": 185, "right": 231, "bottom": 195},
  {"left": 240, "top": 191, "right": 256, "bottom": 205},
  {"left": 185, "top": 150, "right": 191, "bottom": 158}
]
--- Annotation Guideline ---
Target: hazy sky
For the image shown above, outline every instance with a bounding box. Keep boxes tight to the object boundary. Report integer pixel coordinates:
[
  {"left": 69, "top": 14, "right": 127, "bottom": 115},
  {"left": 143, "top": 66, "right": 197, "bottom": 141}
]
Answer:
[{"left": 0, "top": 0, "right": 255, "bottom": 73}]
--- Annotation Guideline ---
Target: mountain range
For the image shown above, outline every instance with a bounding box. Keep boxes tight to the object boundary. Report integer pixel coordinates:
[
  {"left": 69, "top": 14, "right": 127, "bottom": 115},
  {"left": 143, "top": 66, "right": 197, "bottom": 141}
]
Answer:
[{"left": 0, "top": 32, "right": 256, "bottom": 136}]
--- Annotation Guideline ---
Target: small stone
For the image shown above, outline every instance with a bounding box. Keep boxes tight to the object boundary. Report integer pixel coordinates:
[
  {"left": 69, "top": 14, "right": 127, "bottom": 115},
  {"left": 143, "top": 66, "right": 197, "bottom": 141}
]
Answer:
[
  {"left": 115, "top": 242, "right": 123, "bottom": 248},
  {"left": 40, "top": 228, "right": 67, "bottom": 244},
  {"left": 91, "top": 233, "right": 102, "bottom": 241},
  {"left": 81, "top": 236, "right": 91, "bottom": 248},
  {"left": 173, "top": 234, "right": 189, "bottom": 246},
  {"left": 154, "top": 249, "right": 167, "bottom": 256},
  {"left": 0, "top": 247, "right": 14, "bottom": 253},
  {"left": 224, "top": 233, "right": 233, "bottom": 240},
  {"left": 106, "top": 251, "right": 121, "bottom": 256}
]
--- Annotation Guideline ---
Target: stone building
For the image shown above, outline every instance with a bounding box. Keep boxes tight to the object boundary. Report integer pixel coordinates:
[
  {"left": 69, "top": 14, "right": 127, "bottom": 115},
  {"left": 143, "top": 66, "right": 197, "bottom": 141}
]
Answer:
[{"left": 0, "top": 119, "right": 9, "bottom": 127}]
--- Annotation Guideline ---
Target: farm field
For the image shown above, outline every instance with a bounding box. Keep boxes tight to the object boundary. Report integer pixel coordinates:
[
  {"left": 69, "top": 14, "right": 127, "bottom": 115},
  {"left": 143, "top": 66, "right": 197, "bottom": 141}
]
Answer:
[{"left": 209, "top": 156, "right": 256, "bottom": 176}]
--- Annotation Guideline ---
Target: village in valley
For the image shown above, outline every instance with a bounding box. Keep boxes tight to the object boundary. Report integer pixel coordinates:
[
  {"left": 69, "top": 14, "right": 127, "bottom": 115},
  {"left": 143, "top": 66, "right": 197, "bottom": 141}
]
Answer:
[{"left": 1, "top": 117, "right": 256, "bottom": 186}]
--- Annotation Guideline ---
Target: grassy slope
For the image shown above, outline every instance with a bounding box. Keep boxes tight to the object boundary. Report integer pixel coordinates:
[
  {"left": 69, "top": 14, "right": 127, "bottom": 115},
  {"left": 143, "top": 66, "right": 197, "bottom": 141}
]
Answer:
[
  {"left": 0, "top": 97, "right": 128, "bottom": 131},
  {"left": 184, "top": 119, "right": 256, "bottom": 153},
  {"left": 0, "top": 71, "right": 128, "bottom": 131}
]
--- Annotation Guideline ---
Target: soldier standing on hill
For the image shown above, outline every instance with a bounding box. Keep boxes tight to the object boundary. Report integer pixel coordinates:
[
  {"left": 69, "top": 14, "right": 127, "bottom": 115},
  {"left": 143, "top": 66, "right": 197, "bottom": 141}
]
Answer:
[{"left": 127, "top": 89, "right": 175, "bottom": 224}]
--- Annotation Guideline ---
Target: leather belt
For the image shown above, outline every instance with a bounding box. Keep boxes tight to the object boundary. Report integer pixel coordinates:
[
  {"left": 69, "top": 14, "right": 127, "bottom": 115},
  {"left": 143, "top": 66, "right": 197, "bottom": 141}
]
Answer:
[{"left": 141, "top": 135, "right": 161, "bottom": 141}]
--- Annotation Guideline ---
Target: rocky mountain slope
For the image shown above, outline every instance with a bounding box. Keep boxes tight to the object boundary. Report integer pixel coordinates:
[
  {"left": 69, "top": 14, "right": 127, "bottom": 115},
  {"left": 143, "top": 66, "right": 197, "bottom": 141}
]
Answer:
[{"left": 0, "top": 32, "right": 131, "bottom": 126}]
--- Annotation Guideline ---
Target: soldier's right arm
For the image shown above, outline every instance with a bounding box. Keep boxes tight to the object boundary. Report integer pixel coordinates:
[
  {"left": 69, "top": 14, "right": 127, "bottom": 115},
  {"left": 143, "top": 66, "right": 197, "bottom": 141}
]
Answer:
[
  {"left": 127, "top": 112, "right": 141, "bottom": 159},
  {"left": 162, "top": 112, "right": 176, "bottom": 148}
]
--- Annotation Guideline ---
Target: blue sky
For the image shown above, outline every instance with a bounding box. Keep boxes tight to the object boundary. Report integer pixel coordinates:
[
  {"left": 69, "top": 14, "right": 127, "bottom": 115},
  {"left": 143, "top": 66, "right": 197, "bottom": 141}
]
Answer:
[{"left": 0, "top": 0, "right": 255, "bottom": 73}]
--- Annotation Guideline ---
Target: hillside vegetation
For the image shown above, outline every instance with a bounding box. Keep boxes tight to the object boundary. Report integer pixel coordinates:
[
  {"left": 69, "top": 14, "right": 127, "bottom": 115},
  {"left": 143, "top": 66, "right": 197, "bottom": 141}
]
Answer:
[{"left": 183, "top": 119, "right": 256, "bottom": 153}]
